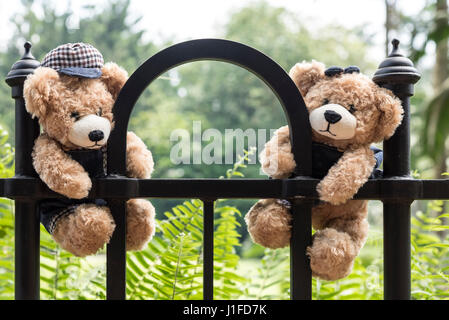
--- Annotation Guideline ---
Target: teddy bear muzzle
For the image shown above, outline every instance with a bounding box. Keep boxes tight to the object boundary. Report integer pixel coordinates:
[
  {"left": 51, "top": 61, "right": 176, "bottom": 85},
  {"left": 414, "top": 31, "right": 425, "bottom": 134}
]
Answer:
[
  {"left": 68, "top": 114, "right": 111, "bottom": 149},
  {"left": 309, "top": 103, "right": 356, "bottom": 140}
]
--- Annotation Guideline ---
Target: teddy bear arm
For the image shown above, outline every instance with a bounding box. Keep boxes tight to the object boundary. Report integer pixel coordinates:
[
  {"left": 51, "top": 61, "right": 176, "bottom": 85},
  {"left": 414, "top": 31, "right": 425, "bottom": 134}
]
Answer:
[
  {"left": 259, "top": 125, "right": 296, "bottom": 179},
  {"left": 317, "top": 147, "right": 375, "bottom": 205},
  {"left": 126, "top": 131, "right": 154, "bottom": 179},
  {"left": 32, "top": 134, "right": 91, "bottom": 199}
]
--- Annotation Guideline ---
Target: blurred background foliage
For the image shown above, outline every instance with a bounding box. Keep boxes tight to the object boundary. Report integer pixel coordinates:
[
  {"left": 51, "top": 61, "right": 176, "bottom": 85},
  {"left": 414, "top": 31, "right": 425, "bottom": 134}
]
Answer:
[{"left": 0, "top": 0, "right": 448, "bottom": 299}]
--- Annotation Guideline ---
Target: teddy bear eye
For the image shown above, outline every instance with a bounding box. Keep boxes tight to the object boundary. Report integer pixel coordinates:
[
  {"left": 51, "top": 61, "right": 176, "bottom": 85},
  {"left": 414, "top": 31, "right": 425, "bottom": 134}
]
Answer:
[
  {"left": 97, "top": 108, "right": 103, "bottom": 116},
  {"left": 349, "top": 104, "right": 357, "bottom": 114},
  {"left": 70, "top": 111, "right": 80, "bottom": 121},
  {"left": 323, "top": 99, "right": 329, "bottom": 105}
]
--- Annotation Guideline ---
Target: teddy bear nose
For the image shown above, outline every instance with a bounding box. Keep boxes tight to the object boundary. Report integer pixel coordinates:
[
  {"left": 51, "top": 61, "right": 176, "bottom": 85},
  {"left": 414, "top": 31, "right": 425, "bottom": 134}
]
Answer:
[
  {"left": 88, "top": 130, "right": 104, "bottom": 142},
  {"left": 324, "top": 110, "right": 342, "bottom": 124}
]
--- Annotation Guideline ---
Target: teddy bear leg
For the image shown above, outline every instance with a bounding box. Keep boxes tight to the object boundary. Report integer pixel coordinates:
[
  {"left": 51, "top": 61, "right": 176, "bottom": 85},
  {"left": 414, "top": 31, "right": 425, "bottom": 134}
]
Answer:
[
  {"left": 52, "top": 204, "right": 116, "bottom": 257},
  {"left": 245, "top": 199, "right": 292, "bottom": 249},
  {"left": 125, "top": 199, "right": 156, "bottom": 251},
  {"left": 307, "top": 201, "right": 369, "bottom": 280}
]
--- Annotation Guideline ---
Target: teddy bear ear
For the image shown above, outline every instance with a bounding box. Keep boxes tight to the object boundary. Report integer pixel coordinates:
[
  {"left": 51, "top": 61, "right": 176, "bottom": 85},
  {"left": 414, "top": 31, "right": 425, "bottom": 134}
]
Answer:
[
  {"left": 23, "top": 67, "right": 60, "bottom": 119},
  {"left": 374, "top": 87, "right": 404, "bottom": 141},
  {"left": 288, "top": 60, "right": 326, "bottom": 97},
  {"left": 100, "top": 62, "right": 128, "bottom": 100}
]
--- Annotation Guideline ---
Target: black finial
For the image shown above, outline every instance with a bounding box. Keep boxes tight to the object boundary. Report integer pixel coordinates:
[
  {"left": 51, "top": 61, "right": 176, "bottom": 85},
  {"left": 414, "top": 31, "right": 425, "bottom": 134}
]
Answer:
[
  {"left": 5, "top": 41, "right": 40, "bottom": 87},
  {"left": 23, "top": 42, "right": 32, "bottom": 56},
  {"left": 372, "top": 38, "right": 420, "bottom": 87},
  {"left": 21, "top": 41, "right": 37, "bottom": 61},
  {"left": 388, "top": 38, "right": 402, "bottom": 58},
  {"left": 392, "top": 38, "right": 400, "bottom": 51}
]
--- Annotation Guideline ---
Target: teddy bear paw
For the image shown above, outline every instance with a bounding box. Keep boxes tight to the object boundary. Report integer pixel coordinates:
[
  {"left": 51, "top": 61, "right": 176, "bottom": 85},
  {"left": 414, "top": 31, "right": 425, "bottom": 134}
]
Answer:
[
  {"left": 317, "top": 180, "right": 352, "bottom": 205},
  {"left": 245, "top": 199, "right": 292, "bottom": 249},
  {"left": 307, "top": 228, "right": 357, "bottom": 281},
  {"left": 56, "top": 171, "right": 92, "bottom": 199},
  {"left": 126, "top": 199, "right": 156, "bottom": 251},
  {"left": 52, "top": 204, "right": 116, "bottom": 257}
]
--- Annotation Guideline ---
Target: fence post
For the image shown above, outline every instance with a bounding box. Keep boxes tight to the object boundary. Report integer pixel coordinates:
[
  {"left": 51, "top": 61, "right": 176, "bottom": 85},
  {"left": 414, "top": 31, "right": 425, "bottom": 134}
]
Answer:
[
  {"left": 202, "top": 199, "right": 215, "bottom": 300},
  {"left": 5, "top": 42, "right": 41, "bottom": 300},
  {"left": 290, "top": 198, "right": 313, "bottom": 300},
  {"left": 373, "top": 39, "right": 420, "bottom": 300}
]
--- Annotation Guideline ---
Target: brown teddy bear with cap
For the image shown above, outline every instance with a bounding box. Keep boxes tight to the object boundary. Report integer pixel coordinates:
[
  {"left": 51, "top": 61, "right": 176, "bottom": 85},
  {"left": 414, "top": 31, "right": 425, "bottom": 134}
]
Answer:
[
  {"left": 245, "top": 61, "right": 403, "bottom": 280},
  {"left": 23, "top": 43, "right": 155, "bottom": 257}
]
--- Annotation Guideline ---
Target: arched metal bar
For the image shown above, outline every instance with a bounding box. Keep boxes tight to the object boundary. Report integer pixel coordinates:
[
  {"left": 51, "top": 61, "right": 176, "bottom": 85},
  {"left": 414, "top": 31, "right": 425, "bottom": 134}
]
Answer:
[
  {"left": 108, "top": 38, "right": 312, "bottom": 176},
  {"left": 105, "top": 38, "right": 313, "bottom": 300}
]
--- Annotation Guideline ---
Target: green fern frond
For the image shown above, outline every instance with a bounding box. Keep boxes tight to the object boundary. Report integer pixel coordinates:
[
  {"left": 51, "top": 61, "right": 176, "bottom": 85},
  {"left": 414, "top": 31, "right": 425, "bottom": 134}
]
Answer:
[{"left": 243, "top": 248, "right": 289, "bottom": 300}]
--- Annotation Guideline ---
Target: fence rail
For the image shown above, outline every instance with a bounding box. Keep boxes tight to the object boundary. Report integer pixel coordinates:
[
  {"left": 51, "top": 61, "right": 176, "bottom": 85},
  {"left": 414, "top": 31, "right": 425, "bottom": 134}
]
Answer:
[
  {"left": 3, "top": 177, "right": 449, "bottom": 200},
  {"left": 1, "top": 38, "right": 431, "bottom": 300}
]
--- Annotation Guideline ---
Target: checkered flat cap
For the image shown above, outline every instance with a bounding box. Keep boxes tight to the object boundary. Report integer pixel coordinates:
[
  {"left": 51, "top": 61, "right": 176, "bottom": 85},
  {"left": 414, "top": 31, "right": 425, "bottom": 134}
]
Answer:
[{"left": 41, "top": 43, "right": 104, "bottom": 78}]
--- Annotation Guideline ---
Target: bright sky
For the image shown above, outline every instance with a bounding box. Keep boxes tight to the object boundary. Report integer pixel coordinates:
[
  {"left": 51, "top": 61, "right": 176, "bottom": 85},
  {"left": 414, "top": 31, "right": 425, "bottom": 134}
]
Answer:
[{"left": 0, "top": 0, "right": 428, "bottom": 61}]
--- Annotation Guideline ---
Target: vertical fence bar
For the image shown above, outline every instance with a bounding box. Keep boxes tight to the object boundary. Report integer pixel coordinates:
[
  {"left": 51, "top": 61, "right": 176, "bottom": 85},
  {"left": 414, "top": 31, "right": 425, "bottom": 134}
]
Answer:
[
  {"left": 202, "top": 199, "right": 215, "bottom": 300},
  {"left": 373, "top": 39, "right": 420, "bottom": 300},
  {"left": 290, "top": 199, "right": 313, "bottom": 300},
  {"left": 14, "top": 200, "right": 40, "bottom": 299},
  {"left": 106, "top": 199, "right": 127, "bottom": 300},
  {"left": 6, "top": 42, "right": 40, "bottom": 300},
  {"left": 382, "top": 83, "right": 413, "bottom": 299},
  {"left": 13, "top": 97, "right": 40, "bottom": 300},
  {"left": 383, "top": 199, "right": 412, "bottom": 299},
  {"left": 382, "top": 77, "right": 413, "bottom": 301},
  {"left": 383, "top": 89, "right": 412, "bottom": 300}
]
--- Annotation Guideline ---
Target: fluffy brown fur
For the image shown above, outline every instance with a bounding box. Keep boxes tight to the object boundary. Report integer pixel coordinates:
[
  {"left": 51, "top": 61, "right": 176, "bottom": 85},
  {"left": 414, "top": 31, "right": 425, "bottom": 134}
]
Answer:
[
  {"left": 53, "top": 204, "right": 115, "bottom": 257},
  {"left": 126, "top": 131, "right": 154, "bottom": 178},
  {"left": 24, "top": 66, "right": 116, "bottom": 149},
  {"left": 32, "top": 133, "right": 92, "bottom": 199},
  {"left": 245, "top": 199, "right": 292, "bottom": 249},
  {"left": 126, "top": 199, "right": 156, "bottom": 251},
  {"left": 245, "top": 61, "right": 403, "bottom": 280},
  {"left": 24, "top": 57, "right": 156, "bottom": 257}
]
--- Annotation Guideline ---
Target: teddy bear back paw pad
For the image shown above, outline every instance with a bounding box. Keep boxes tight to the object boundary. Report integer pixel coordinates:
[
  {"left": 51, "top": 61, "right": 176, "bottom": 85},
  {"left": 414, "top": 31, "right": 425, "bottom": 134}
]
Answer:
[
  {"left": 52, "top": 204, "right": 116, "bottom": 257},
  {"left": 245, "top": 199, "right": 292, "bottom": 249}
]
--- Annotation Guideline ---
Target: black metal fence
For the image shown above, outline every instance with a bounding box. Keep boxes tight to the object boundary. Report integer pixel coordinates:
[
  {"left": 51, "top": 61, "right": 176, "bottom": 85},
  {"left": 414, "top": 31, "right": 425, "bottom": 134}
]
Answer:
[{"left": 3, "top": 37, "right": 442, "bottom": 301}]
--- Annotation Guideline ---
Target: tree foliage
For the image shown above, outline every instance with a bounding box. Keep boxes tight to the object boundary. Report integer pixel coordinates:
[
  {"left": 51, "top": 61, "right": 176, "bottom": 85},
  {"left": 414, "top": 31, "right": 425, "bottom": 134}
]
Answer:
[
  {"left": 393, "top": 0, "right": 449, "bottom": 176},
  {"left": 0, "top": 126, "right": 14, "bottom": 299}
]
